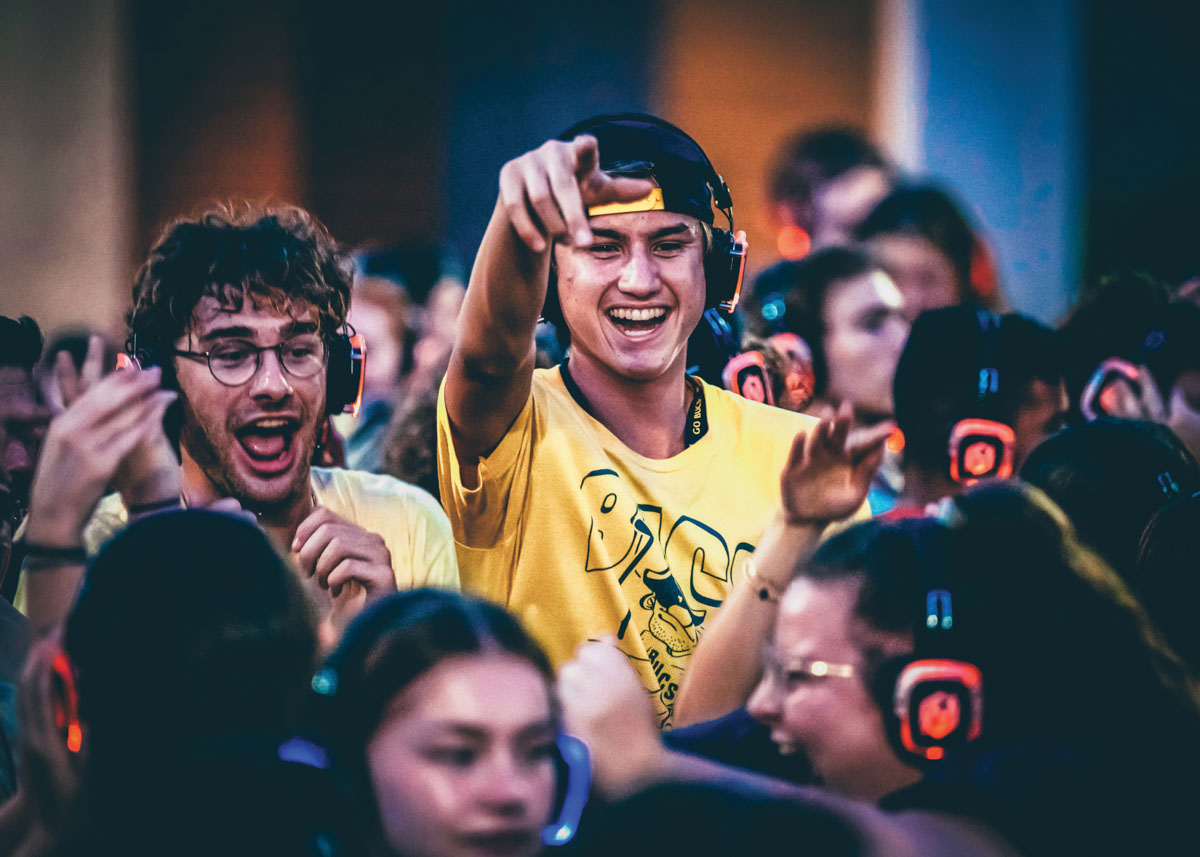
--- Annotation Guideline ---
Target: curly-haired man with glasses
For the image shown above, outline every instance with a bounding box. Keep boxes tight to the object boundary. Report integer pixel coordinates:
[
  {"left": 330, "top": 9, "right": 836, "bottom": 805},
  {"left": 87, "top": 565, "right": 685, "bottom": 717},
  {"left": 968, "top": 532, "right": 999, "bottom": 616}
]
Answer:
[{"left": 17, "top": 205, "right": 456, "bottom": 641}]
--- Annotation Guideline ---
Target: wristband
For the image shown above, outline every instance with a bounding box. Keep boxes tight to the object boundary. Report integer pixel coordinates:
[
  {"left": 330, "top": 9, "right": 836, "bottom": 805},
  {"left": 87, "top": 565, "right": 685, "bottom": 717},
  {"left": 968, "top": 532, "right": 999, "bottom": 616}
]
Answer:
[
  {"left": 127, "top": 497, "right": 181, "bottom": 516},
  {"left": 22, "top": 542, "right": 88, "bottom": 571}
]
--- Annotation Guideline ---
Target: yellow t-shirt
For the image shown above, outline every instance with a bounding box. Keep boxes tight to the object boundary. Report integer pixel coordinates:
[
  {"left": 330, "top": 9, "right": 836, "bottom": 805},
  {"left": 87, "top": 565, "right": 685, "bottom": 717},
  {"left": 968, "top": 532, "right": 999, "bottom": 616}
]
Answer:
[
  {"left": 438, "top": 367, "right": 854, "bottom": 727},
  {"left": 15, "top": 467, "right": 459, "bottom": 614}
]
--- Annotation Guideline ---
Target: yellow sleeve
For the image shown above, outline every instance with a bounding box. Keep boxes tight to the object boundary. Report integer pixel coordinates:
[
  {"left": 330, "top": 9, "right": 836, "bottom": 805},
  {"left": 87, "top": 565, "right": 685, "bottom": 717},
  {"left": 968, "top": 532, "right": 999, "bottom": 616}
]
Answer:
[{"left": 436, "top": 379, "right": 535, "bottom": 550}]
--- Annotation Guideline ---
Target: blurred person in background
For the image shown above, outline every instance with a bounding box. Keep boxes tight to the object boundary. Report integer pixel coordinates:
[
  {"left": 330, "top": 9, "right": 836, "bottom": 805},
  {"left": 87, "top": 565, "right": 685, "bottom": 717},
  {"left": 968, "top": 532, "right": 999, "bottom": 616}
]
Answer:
[
  {"left": 891, "top": 307, "right": 1067, "bottom": 512},
  {"left": 767, "top": 128, "right": 893, "bottom": 256},
  {"left": 335, "top": 274, "right": 411, "bottom": 473},
  {"left": 1020, "top": 418, "right": 1200, "bottom": 585},
  {"left": 856, "top": 184, "right": 1004, "bottom": 322},
  {"left": 0, "top": 318, "right": 50, "bottom": 567},
  {"left": 742, "top": 247, "right": 909, "bottom": 512},
  {"left": 1058, "top": 271, "right": 1200, "bottom": 462},
  {"left": 1136, "top": 493, "right": 1200, "bottom": 675}
]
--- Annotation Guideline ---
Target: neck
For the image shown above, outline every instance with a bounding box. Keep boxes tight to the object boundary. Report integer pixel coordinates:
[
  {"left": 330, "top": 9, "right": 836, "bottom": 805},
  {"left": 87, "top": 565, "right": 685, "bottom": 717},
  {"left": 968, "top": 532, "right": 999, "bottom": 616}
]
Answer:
[
  {"left": 565, "top": 351, "right": 692, "bottom": 459},
  {"left": 896, "top": 464, "right": 959, "bottom": 510},
  {"left": 179, "top": 451, "right": 313, "bottom": 546}
]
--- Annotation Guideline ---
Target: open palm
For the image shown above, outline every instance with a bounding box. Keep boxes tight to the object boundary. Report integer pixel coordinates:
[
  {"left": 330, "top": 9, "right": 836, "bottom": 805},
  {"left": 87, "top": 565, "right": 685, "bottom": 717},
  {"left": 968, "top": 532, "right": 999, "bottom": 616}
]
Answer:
[{"left": 781, "top": 402, "right": 893, "bottom": 526}]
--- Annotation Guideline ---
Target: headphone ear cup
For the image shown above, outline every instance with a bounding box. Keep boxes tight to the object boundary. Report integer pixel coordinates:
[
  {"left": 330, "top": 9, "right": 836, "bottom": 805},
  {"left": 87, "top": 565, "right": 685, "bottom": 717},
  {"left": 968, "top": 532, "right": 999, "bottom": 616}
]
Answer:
[
  {"left": 704, "top": 228, "right": 745, "bottom": 312},
  {"left": 324, "top": 333, "right": 364, "bottom": 417},
  {"left": 542, "top": 734, "right": 590, "bottom": 846}
]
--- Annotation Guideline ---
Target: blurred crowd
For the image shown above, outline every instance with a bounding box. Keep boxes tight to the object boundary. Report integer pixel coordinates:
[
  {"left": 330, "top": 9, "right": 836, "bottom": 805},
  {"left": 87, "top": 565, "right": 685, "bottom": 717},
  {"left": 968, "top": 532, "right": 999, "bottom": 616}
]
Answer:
[{"left": 0, "top": 116, "right": 1197, "bottom": 857}]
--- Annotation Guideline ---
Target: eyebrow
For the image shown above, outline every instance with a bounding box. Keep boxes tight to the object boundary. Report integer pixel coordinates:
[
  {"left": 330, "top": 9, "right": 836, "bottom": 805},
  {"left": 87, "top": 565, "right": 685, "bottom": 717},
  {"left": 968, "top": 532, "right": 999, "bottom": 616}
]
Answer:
[
  {"left": 433, "top": 719, "right": 557, "bottom": 741},
  {"left": 198, "top": 320, "right": 319, "bottom": 342},
  {"left": 590, "top": 223, "right": 696, "bottom": 243}
]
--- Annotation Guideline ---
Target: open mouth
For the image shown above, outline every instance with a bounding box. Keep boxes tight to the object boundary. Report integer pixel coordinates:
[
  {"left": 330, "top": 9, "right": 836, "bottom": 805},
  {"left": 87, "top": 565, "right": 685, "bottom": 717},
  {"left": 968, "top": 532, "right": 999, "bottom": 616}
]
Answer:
[
  {"left": 606, "top": 306, "right": 668, "bottom": 332},
  {"left": 235, "top": 417, "right": 299, "bottom": 475}
]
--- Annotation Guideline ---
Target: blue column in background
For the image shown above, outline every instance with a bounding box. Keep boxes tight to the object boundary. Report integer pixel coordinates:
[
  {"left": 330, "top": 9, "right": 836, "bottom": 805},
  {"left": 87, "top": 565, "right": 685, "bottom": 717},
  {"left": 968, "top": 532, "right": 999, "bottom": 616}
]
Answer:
[{"left": 915, "top": 0, "right": 1082, "bottom": 324}]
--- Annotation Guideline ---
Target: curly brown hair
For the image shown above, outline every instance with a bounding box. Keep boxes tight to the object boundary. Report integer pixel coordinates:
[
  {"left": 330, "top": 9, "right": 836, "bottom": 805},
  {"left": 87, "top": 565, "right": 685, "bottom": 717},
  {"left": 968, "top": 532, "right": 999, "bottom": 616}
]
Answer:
[{"left": 128, "top": 203, "right": 354, "bottom": 356}]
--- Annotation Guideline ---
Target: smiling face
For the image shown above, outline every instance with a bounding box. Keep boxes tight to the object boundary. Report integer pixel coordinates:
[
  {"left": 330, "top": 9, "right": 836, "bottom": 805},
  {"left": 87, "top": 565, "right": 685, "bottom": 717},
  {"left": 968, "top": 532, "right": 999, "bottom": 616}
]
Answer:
[
  {"left": 553, "top": 210, "right": 707, "bottom": 384},
  {"left": 822, "top": 269, "right": 909, "bottom": 418},
  {"left": 366, "top": 653, "right": 558, "bottom": 857},
  {"left": 174, "top": 294, "right": 326, "bottom": 514},
  {"left": 747, "top": 577, "right": 919, "bottom": 801}
]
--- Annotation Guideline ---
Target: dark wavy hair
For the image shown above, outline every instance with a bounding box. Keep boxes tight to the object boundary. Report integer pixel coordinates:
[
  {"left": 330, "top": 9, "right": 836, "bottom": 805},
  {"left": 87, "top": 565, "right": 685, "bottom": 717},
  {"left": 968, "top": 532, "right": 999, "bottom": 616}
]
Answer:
[
  {"left": 129, "top": 203, "right": 354, "bottom": 356},
  {"left": 310, "top": 589, "right": 556, "bottom": 839},
  {"left": 0, "top": 315, "right": 43, "bottom": 369}
]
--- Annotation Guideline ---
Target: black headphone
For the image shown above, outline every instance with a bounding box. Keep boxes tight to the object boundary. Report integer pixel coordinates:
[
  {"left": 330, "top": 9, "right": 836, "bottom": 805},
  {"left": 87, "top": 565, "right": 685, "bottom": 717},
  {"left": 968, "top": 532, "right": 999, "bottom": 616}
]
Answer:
[
  {"left": 872, "top": 515, "right": 984, "bottom": 765},
  {"left": 1079, "top": 326, "right": 1168, "bottom": 423},
  {"left": 541, "top": 113, "right": 747, "bottom": 336},
  {"left": 121, "top": 326, "right": 365, "bottom": 418},
  {"left": 947, "top": 310, "right": 1015, "bottom": 484}
]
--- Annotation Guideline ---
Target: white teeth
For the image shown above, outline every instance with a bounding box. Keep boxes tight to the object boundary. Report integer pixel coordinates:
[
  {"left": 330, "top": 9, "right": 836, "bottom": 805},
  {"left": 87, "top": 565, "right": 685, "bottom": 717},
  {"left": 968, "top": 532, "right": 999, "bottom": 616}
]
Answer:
[
  {"left": 252, "top": 419, "right": 289, "bottom": 429},
  {"left": 608, "top": 307, "right": 667, "bottom": 322}
]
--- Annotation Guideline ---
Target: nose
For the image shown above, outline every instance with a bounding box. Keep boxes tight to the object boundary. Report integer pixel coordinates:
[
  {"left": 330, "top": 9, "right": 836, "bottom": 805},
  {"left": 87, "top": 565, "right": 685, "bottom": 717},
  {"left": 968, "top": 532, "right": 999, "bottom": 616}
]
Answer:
[
  {"left": 477, "top": 750, "right": 548, "bottom": 818},
  {"left": 746, "top": 671, "right": 781, "bottom": 727},
  {"left": 250, "top": 347, "right": 294, "bottom": 401},
  {"left": 2, "top": 437, "right": 32, "bottom": 475},
  {"left": 616, "top": 244, "right": 660, "bottom": 297}
]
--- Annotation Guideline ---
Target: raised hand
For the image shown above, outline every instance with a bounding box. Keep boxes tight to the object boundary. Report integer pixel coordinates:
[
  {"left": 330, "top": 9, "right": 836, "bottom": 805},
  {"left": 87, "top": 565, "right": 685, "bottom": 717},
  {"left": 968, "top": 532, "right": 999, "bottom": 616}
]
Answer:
[
  {"left": 557, "top": 640, "right": 666, "bottom": 799},
  {"left": 46, "top": 336, "right": 180, "bottom": 513},
  {"left": 780, "top": 402, "right": 894, "bottom": 527},
  {"left": 497, "top": 134, "right": 655, "bottom": 254},
  {"left": 26, "top": 365, "right": 176, "bottom": 548}
]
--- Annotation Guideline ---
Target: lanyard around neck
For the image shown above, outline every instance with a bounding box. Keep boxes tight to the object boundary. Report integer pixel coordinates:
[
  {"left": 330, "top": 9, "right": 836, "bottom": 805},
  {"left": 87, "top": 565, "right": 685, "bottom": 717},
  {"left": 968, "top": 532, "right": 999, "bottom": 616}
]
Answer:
[{"left": 559, "top": 358, "right": 708, "bottom": 449}]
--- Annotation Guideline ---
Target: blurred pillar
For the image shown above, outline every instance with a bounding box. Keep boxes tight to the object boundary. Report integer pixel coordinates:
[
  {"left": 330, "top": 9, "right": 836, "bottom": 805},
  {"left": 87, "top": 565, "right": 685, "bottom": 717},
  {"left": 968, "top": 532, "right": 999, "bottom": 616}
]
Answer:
[
  {"left": 0, "top": 0, "right": 131, "bottom": 338},
  {"left": 875, "top": 0, "right": 1083, "bottom": 324}
]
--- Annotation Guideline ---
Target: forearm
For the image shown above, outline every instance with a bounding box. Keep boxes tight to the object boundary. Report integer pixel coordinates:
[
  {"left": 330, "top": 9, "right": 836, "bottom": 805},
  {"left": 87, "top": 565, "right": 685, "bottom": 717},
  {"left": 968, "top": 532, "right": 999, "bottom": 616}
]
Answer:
[
  {"left": 673, "top": 511, "right": 822, "bottom": 727},
  {"left": 445, "top": 200, "right": 550, "bottom": 459},
  {"left": 21, "top": 507, "right": 89, "bottom": 638},
  {"left": 458, "top": 200, "right": 550, "bottom": 369}
]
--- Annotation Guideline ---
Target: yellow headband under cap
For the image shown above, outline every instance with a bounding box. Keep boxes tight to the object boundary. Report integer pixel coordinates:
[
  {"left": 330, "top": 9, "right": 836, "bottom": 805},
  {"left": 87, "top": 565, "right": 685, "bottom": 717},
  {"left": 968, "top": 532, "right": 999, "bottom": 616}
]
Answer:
[{"left": 587, "top": 187, "right": 665, "bottom": 217}]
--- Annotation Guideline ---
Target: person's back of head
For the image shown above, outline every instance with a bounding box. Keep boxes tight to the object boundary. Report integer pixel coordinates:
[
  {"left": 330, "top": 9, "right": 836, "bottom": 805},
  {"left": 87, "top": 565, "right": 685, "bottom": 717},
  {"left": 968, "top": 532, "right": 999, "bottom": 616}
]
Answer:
[
  {"left": 1137, "top": 494, "right": 1200, "bottom": 672},
  {"left": 60, "top": 509, "right": 346, "bottom": 855},
  {"left": 64, "top": 509, "right": 317, "bottom": 759},
  {"left": 893, "top": 307, "right": 1064, "bottom": 499},
  {"left": 1019, "top": 418, "right": 1200, "bottom": 581},
  {"left": 1058, "top": 271, "right": 1171, "bottom": 419}
]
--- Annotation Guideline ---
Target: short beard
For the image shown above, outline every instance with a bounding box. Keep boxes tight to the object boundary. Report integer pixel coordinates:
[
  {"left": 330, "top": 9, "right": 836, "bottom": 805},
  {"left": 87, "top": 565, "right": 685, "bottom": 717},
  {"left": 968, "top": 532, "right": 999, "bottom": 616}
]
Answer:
[{"left": 179, "top": 400, "right": 314, "bottom": 518}]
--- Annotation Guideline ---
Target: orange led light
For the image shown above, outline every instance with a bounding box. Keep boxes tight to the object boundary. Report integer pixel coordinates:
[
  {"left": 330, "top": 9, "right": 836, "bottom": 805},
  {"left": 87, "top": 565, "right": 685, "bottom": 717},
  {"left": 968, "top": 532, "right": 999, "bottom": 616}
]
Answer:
[{"left": 776, "top": 225, "right": 811, "bottom": 260}]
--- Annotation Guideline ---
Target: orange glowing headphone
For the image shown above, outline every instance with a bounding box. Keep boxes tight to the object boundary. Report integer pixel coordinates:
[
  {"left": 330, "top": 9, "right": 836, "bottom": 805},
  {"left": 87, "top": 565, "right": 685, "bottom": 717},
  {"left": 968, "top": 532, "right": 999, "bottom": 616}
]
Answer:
[
  {"left": 875, "top": 515, "right": 984, "bottom": 764},
  {"left": 50, "top": 647, "right": 84, "bottom": 755},
  {"left": 947, "top": 311, "right": 1015, "bottom": 484}
]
